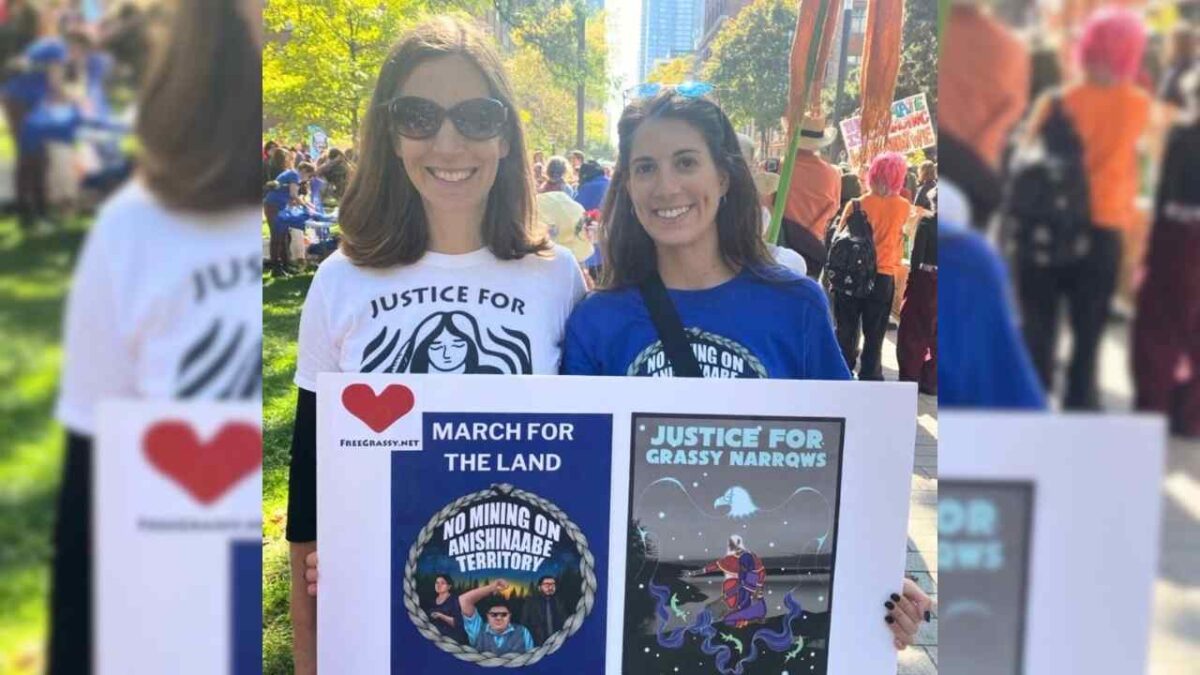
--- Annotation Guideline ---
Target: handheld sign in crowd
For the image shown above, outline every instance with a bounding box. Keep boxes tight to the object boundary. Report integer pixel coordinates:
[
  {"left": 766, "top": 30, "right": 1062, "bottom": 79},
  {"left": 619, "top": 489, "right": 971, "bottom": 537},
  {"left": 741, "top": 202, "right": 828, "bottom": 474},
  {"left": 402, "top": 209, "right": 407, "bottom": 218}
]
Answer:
[
  {"left": 839, "top": 93, "right": 936, "bottom": 167},
  {"left": 940, "top": 412, "right": 1166, "bottom": 675},
  {"left": 95, "top": 401, "right": 262, "bottom": 675},
  {"left": 317, "top": 374, "right": 917, "bottom": 674}
]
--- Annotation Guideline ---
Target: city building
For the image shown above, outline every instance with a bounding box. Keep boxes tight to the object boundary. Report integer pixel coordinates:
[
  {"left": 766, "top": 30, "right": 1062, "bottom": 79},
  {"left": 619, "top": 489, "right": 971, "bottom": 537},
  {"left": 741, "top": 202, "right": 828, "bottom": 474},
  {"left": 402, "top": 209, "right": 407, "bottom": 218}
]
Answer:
[{"left": 640, "top": 0, "right": 703, "bottom": 81}]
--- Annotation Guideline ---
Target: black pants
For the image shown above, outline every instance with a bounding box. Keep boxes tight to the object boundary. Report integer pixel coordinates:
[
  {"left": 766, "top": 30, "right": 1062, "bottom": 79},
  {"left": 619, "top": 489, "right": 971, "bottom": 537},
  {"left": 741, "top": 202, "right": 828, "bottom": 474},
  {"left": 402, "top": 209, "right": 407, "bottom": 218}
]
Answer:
[
  {"left": 1017, "top": 227, "right": 1122, "bottom": 410},
  {"left": 48, "top": 433, "right": 93, "bottom": 675},
  {"left": 833, "top": 274, "right": 896, "bottom": 381}
]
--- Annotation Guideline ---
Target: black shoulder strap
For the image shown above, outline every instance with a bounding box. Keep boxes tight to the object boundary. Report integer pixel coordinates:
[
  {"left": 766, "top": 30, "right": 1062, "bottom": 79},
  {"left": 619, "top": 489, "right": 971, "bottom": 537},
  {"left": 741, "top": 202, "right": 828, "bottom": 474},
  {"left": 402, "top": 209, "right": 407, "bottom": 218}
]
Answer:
[{"left": 638, "top": 273, "right": 702, "bottom": 378}]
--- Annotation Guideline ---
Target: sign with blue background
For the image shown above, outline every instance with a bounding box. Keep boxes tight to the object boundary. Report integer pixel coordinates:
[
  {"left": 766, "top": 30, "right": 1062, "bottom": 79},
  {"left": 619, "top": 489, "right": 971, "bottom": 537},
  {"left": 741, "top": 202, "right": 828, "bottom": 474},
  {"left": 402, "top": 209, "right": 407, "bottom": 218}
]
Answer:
[{"left": 390, "top": 413, "right": 613, "bottom": 673}]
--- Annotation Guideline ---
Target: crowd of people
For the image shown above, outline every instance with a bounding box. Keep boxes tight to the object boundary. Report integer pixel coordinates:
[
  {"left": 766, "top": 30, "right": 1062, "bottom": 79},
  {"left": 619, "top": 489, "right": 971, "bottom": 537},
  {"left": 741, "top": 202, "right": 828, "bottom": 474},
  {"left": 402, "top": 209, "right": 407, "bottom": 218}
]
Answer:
[
  {"left": 284, "top": 17, "right": 934, "bottom": 674},
  {"left": 264, "top": 113, "right": 939, "bottom": 398},
  {"left": 260, "top": 139, "right": 355, "bottom": 276},
  {"left": 524, "top": 121, "right": 938, "bottom": 392},
  {"left": 0, "top": 0, "right": 145, "bottom": 234},
  {"left": 940, "top": 2, "right": 1198, "bottom": 437}
]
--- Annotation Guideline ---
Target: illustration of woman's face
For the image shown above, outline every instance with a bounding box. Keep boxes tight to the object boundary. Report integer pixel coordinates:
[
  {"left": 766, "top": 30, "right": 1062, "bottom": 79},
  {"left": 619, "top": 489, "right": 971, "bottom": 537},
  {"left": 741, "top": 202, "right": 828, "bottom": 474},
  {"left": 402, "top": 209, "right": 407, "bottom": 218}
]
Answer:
[
  {"left": 434, "top": 577, "right": 450, "bottom": 594},
  {"left": 428, "top": 327, "right": 469, "bottom": 372}
]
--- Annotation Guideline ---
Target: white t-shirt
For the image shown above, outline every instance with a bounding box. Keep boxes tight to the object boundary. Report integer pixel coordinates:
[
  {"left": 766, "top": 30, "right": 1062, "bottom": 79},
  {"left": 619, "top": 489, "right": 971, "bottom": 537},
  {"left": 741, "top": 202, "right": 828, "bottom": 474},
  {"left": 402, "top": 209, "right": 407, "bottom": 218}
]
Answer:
[
  {"left": 770, "top": 244, "right": 808, "bottom": 277},
  {"left": 294, "top": 245, "right": 586, "bottom": 390},
  {"left": 56, "top": 179, "right": 263, "bottom": 435}
]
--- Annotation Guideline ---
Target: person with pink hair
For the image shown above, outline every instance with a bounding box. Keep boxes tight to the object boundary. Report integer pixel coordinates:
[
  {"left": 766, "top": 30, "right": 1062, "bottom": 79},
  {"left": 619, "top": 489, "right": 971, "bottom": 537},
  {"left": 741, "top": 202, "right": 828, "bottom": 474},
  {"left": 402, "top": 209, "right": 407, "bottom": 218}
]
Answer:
[
  {"left": 831, "top": 152, "right": 918, "bottom": 380},
  {"left": 1016, "top": 6, "right": 1152, "bottom": 410}
]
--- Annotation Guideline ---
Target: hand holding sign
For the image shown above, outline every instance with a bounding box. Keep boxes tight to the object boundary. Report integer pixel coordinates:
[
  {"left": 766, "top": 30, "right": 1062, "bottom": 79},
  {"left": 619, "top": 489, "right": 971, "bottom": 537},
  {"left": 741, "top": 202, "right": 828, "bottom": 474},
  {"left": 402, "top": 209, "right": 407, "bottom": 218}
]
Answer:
[
  {"left": 304, "top": 550, "right": 319, "bottom": 597},
  {"left": 885, "top": 578, "right": 932, "bottom": 650}
]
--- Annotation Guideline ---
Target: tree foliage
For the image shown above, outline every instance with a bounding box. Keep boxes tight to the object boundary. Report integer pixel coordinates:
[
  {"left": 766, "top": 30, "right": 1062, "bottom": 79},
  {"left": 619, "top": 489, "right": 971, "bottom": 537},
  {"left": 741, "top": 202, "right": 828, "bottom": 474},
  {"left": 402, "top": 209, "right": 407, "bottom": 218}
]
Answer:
[
  {"left": 702, "top": 0, "right": 796, "bottom": 140},
  {"left": 646, "top": 55, "right": 696, "bottom": 85},
  {"left": 501, "top": 2, "right": 612, "bottom": 154},
  {"left": 263, "top": 0, "right": 488, "bottom": 142},
  {"left": 895, "top": 0, "right": 937, "bottom": 121}
]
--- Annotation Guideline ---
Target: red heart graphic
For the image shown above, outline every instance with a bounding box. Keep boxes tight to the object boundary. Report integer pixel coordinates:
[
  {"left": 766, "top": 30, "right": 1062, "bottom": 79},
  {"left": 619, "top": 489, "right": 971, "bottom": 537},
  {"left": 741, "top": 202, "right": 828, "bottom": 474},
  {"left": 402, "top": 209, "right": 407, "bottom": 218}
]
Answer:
[
  {"left": 143, "top": 422, "right": 262, "bottom": 506},
  {"left": 341, "top": 384, "right": 415, "bottom": 433}
]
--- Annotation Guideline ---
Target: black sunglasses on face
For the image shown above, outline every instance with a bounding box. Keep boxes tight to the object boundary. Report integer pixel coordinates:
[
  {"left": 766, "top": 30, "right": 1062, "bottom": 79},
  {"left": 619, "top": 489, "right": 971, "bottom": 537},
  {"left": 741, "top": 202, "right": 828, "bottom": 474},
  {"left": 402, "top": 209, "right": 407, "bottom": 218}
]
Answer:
[
  {"left": 384, "top": 96, "right": 508, "bottom": 141},
  {"left": 487, "top": 611, "right": 510, "bottom": 618}
]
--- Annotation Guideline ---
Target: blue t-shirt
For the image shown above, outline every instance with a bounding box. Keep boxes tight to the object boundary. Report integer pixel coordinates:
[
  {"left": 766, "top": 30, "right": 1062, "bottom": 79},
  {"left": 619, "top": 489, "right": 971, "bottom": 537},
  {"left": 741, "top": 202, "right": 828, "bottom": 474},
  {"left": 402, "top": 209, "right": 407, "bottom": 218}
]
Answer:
[
  {"left": 3, "top": 37, "right": 67, "bottom": 106},
  {"left": 574, "top": 175, "right": 610, "bottom": 211},
  {"left": 264, "top": 169, "right": 301, "bottom": 207},
  {"left": 19, "top": 102, "right": 81, "bottom": 152},
  {"left": 938, "top": 218, "right": 1046, "bottom": 409},
  {"left": 463, "top": 611, "right": 535, "bottom": 653},
  {"left": 562, "top": 268, "right": 851, "bottom": 380}
]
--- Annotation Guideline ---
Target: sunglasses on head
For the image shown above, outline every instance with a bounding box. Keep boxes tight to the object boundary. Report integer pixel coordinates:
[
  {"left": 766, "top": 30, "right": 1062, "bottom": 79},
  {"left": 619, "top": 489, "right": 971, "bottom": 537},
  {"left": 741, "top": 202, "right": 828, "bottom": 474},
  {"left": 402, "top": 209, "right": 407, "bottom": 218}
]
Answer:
[
  {"left": 487, "top": 611, "right": 510, "bottom": 618},
  {"left": 384, "top": 96, "right": 508, "bottom": 141},
  {"left": 631, "top": 81, "right": 714, "bottom": 100}
]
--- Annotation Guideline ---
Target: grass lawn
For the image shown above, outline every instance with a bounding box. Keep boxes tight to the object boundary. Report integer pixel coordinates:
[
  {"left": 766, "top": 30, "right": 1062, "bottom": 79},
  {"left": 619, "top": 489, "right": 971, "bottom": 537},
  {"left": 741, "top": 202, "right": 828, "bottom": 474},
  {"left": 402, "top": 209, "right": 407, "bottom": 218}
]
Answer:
[
  {"left": 262, "top": 269, "right": 313, "bottom": 674},
  {"left": 0, "top": 215, "right": 88, "bottom": 674}
]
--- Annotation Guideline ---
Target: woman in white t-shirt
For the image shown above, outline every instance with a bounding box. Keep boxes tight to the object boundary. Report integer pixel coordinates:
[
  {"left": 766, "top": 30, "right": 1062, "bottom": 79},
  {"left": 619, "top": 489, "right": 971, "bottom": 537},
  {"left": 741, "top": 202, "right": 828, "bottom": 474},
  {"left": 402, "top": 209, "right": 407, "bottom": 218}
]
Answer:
[
  {"left": 286, "top": 17, "right": 586, "bottom": 672},
  {"left": 50, "top": 1, "right": 263, "bottom": 673}
]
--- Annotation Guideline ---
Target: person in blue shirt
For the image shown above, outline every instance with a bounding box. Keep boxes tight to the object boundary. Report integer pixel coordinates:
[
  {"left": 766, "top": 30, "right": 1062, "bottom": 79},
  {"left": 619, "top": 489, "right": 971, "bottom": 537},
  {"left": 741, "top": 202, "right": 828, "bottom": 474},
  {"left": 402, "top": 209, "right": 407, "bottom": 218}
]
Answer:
[
  {"left": 457, "top": 579, "right": 535, "bottom": 654},
  {"left": 573, "top": 158, "right": 609, "bottom": 211},
  {"left": 539, "top": 155, "right": 575, "bottom": 198},
  {"left": 560, "top": 91, "right": 932, "bottom": 650},
  {"left": 560, "top": 91, "right": 850, "bottom": 381},
  {"left": 264, "top": 160, "right": 314, "bottom": 276},
  {"left": 937, "top": 180, "right": 1046, "bottom": 409},
  {"left": 4, "top": 36, "right": 67, "bottom": 230}
]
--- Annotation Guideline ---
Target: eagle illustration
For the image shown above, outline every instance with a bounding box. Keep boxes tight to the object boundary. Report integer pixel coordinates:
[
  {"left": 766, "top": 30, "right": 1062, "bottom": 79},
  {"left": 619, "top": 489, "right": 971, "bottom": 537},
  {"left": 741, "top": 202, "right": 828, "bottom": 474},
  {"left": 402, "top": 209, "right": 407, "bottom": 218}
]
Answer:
[{"left": 713, "top": 486, "right": 759, "bottom": 518}]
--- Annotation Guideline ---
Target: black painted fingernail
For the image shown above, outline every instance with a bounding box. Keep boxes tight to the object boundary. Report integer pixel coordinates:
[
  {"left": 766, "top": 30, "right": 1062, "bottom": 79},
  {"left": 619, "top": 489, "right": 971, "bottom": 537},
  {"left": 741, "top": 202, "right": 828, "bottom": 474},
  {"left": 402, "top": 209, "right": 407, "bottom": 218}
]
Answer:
[
  {"left": 885, "top": 615, "right": 895, "bottom": 624},
  {"left": 924, "top": 610, "right": 932, "bottom": 622},
  {"left": 884, "top": 601, "right": 895, "bottom": 610},
  {"left": 890, "top": 593, "right": 901, "bottom": 602}
]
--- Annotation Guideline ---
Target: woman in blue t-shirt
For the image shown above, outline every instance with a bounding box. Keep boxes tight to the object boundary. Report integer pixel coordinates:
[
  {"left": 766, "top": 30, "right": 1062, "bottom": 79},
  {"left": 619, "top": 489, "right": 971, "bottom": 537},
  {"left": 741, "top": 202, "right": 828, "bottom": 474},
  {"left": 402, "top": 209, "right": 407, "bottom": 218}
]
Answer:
[
  {"left": 561, "top": 91, "right": 849, "bottom": 381},
  {"left": 560, "top": 91, "right": 931, "bottom": 648}
]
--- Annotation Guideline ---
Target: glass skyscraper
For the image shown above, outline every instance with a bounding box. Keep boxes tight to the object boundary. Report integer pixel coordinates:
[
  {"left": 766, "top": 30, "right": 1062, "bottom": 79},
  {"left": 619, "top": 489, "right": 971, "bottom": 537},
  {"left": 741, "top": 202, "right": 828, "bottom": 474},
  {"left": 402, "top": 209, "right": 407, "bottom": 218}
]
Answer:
[{"left": 640, "top": 0, "right": 701, "bottom": 81}]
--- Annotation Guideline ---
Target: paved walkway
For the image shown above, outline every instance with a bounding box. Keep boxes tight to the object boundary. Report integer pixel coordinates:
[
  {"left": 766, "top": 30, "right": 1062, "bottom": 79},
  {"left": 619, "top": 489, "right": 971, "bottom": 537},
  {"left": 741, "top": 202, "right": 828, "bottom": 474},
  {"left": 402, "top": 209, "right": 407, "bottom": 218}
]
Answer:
[
  {"left": 1084, "top": 319, "right": 1199, "bottom": 675},
  {"left": 878, "top": 328, "right": 939, "bottom": 674}
]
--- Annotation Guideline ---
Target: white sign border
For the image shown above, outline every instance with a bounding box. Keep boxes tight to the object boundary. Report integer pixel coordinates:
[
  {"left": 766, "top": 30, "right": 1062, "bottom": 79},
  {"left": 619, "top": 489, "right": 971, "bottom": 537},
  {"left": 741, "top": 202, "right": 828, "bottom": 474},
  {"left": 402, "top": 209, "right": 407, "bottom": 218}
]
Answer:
[
  {"left": 941, "top": 411, "right": 1167, "bottom": 674},
  {"left": 318, "top": 374, "right": 917, "bottom": 674}
]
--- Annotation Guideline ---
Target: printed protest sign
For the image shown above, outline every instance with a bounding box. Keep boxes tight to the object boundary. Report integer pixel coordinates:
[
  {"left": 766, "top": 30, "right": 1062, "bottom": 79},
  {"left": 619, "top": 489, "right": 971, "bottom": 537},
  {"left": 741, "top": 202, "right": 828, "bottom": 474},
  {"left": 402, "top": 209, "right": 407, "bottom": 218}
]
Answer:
[
  {"left": 623, "top": 415, "right": 844, "bottom": 673},
  {"left": 939, "top": 480, "right": 1033, "bottom": 675},
  {"left": 941, "top": 412, "right": 1166, "bottom": 675},
  {"left": 839, "top": 93, "right": 936, "bottom": 166},
  {"left": 318, "top": 374, "right": 917, "bottom": 674},
  {"left": 307, "top": 124, "right": 329, "bottom": 160},
  {"left": 95, "top": 401, "right": 262, "bottom": 675}
]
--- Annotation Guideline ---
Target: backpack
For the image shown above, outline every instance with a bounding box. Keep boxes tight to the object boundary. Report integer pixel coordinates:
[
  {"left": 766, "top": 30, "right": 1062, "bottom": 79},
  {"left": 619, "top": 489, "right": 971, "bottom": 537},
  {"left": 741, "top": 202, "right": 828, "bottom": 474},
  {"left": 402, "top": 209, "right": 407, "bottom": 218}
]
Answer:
[
  {"left": 1002, "top": 93, "right": 1092, "bottom": 267},
  {"left": 826, "top": 200, "right": 877, "bottom": 298}
]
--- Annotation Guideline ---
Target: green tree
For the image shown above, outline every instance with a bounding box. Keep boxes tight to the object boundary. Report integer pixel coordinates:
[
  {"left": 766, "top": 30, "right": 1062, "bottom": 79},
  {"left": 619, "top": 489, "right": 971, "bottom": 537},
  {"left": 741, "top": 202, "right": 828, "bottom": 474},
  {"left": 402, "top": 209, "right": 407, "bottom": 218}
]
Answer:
[
  {"left": 494, "top": 0, "right": 612, "bottom": 148},
  {"left": 507, "top": 44, "right": 577, "bottom": 153},
  {"left": 702, "top": 0, "right": 797, "bottom": 152},
  {"left": 646, "top": 55, "right": 696, "bottom": 85},
  {"left": 895, "top": 0, "right": 937, "bottom": 122},
  {"left": 263, "top": 0, "right": 484, "bottom": 142}
]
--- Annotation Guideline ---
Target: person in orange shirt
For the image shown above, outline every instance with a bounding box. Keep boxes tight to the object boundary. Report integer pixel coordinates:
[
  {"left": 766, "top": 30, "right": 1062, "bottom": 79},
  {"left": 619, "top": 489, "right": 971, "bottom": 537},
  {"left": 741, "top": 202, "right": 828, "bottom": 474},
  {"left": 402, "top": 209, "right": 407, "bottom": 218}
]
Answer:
[
  {"left": 831, "top": 152, "right": 912, "bottom": 380},
  {"left": 940, "top": 2, "right": 1030, "bottom": 172},
  {"left": 1017, "top": 7, "right": 1151, "bottom": 410},
  {"left": 781, "top": 114, "right": 841, "bottom": 278}
]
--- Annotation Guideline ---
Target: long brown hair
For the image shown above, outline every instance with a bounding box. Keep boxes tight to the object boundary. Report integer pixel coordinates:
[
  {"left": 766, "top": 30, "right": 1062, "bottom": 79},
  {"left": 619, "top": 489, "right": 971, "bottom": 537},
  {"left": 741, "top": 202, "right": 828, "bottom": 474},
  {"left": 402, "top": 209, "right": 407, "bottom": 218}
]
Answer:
[
  {"left": 600, "top": 91, "right": 772, "bottom": 288},
  {"left": 338, "top": 16, "right": 548, "bottom": 268},
  {"left": 136, "top": 0, "right": 261, "bottom": 211}
]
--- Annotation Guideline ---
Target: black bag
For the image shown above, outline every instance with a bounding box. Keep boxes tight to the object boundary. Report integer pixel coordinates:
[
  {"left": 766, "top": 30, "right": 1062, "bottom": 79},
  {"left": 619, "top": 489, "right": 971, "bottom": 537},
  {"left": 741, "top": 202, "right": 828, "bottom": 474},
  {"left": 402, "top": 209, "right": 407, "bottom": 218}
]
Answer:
[
  {"left": 826, "top": 200, "right": 877, "bottom": 298},
  {"left": 638, "top": 273, "right": 702, "bottom": 378},
  {"left": 1002, "top": 93, "right": 1092, "bottom": 267}
]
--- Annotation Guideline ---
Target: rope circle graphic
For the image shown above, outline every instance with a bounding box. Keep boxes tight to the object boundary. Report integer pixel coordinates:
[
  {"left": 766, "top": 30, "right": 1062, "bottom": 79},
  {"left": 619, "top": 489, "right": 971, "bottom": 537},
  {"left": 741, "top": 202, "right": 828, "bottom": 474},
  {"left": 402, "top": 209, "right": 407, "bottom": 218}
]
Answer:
[
  {"left": 626, "top": 327, "right": 768, "bottom": 378},
  {"left": 403, "top": 483, "right": 596, "bottom": 667}
]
